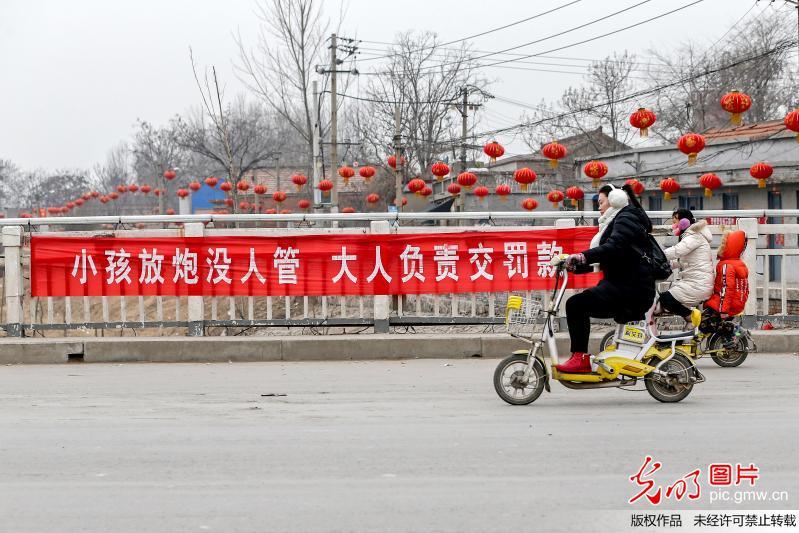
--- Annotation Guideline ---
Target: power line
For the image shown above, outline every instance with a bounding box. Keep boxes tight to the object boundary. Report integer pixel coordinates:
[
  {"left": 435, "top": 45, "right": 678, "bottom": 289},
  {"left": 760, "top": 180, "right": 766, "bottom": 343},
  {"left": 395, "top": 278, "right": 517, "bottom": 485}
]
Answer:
[{"left": 357, "top": 0, "right": 585, "bottom": 63}]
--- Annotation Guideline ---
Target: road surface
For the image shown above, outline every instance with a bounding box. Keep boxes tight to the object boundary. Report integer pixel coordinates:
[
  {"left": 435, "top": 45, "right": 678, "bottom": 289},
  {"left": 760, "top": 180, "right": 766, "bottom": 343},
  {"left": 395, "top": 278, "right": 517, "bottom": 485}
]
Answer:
[{"left": 1, "top": 355, "right": 797, "bottom": 532}]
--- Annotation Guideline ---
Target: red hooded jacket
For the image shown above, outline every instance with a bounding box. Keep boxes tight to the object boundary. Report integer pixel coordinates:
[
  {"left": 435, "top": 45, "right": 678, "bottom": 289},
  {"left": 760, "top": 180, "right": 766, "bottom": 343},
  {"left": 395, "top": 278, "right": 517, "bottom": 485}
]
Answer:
[{"left": 705, "top": 230, "right": 749, "bottom": 316}]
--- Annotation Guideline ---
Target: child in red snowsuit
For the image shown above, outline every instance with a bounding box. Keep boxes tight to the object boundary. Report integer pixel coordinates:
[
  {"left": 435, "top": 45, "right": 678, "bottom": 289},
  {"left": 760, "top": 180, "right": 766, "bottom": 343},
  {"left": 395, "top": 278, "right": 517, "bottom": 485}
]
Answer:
[{"left": 702, "top": 230, "right": 749, "bottom": 330}]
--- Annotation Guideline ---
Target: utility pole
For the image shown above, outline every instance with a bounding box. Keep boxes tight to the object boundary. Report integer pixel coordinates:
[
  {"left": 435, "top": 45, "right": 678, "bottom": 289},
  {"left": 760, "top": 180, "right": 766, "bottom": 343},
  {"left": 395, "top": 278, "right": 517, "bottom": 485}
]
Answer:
[
  {"left": 312, "top": 80, "right": 322, "bottom": 208},
  {"left": 454, "top": 86, "right": 483, "bottom": 213},
  {"left": 393, "top": 107, "right": 403, "bottom": 211},
  {"left": 317, "top": 34, "right": 359, "bottom": 213},
  {"left": 329, "top": 33, "right": 339, "bottom": 211}
]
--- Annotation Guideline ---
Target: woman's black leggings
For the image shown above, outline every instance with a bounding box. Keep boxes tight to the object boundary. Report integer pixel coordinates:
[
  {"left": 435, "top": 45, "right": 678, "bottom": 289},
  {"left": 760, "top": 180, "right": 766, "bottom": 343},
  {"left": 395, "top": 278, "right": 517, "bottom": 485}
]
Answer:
[
  {"left": 659, "top": 290, "right": 691, "bottom": 318},
  {"left": 565, "top": 289, "right": 616, "bottom": 353}
]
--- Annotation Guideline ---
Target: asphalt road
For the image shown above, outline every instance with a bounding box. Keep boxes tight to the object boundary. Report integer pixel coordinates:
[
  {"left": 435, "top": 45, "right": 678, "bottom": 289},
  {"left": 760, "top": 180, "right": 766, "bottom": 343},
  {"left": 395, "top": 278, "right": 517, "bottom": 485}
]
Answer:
[{"left": 1, "top": 355, "right": 797, "bottom": 533}]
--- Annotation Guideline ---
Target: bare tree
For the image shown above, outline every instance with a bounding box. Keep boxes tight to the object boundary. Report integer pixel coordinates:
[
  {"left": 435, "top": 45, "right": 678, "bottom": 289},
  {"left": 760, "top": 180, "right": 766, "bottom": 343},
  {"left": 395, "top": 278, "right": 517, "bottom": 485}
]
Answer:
[
  {"left": 178, "top": 56, "right": 281, "bottom": 213},
  {"left": 235, "top": 0, "right": 329, "bottom": 175},
  {"left": 0, "top": 159, "right": 23, "bottom": 211},
  {"left": 23, "top": 170, "right": 93, "bottom": 214},
  {"left": 131, "top": 120, "right": 186, "bottom": 214},
  {"left": 350, "top": 31, "right": 486, "bottom": 204},
  {"left": 647, "top": 8, "right": 797, "bottom": 137}
]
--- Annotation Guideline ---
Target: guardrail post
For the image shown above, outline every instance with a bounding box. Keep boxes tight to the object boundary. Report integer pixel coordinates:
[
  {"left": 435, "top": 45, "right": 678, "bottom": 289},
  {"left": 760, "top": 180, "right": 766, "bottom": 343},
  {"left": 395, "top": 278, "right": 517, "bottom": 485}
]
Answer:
[
  {"left": 555, "top": 218, "right": 576, "bottom": 330},
  {"left": 184, "top": 222, "right": 205, "bottom": 336},
  {"left": 738, "top": 217, "right": 759, "bottom": 328},
  {"left": 371, "top": 220, "right": 391, "bottom": 333},
  {"left": 3, "top": 226, "right": 24, "bottom": 337}
]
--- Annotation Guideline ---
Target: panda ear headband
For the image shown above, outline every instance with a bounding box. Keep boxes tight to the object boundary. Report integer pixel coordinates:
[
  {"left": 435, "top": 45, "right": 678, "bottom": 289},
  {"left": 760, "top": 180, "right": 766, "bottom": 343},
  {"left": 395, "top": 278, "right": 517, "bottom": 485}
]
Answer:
[{"left": 607, "top": 184, "right": 629, "bottom": 209}]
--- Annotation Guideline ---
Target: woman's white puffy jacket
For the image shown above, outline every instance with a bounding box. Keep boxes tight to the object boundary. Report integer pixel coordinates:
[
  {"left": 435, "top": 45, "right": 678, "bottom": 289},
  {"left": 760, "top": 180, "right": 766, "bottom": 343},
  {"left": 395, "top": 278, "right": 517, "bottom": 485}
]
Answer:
[{"left": 663, "top": 220, "right": 715, "bottom": 306}]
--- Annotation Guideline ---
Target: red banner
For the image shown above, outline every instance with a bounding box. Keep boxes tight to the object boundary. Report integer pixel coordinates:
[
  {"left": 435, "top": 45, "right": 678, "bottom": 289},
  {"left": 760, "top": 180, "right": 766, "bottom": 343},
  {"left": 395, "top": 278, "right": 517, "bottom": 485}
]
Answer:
[{"left": 29, "top": 228, "right": 600, "bottom": 297}]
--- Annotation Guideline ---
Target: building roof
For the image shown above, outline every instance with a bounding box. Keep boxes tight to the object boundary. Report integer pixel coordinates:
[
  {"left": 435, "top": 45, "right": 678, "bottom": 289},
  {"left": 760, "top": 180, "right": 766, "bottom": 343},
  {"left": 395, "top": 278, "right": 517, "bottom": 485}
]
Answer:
[{"left": 703, "top": 120, "right": 789, "bottom": 142}]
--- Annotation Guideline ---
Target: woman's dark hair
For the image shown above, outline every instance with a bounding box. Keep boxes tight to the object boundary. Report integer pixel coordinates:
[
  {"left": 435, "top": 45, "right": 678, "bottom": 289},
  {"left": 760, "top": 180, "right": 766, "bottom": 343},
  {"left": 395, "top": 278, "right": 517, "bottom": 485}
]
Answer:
[
  {"left": 672, "top": 208, "right": 696, "bottom": 224},
  {"left": 597, "top": 184, "right": 645, "bottom": 210}
]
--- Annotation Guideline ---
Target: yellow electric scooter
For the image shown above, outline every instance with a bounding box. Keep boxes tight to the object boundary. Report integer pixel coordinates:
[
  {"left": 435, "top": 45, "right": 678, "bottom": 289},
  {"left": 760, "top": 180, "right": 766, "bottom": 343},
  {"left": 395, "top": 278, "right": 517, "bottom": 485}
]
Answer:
[{"left": 493, "top": 254, "right": 705, "bottom": 405}]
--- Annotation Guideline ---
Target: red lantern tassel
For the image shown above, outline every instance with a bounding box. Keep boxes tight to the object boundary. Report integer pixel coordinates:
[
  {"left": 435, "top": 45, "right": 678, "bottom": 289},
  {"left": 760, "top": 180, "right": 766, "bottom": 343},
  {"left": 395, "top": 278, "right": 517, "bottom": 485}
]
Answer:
[
  {"left": 731, "top": 113, "right": 742, "bottom": 126},
  {"left": 640, "top": 127, "right": 649, "bottom": 138},
  {"left": 688, "top": 153, "right": 697, "bottom": 166},
  {"left": 520, "top": 183, "right": 528, "bottom": 192},
  {"left": 549, "top": 159, "right": 558, "bottom": 169},
  {"left": 592, "top": 178, "right": 600, "bottom": 188},
  {"left": 758, "top": 179, "right": 766, "bottom": 189},
  {"left": 704, "top": 188, "right": 712, "bottom": 198},
  {"left": 664, "top": 192, "right": 671, "bottom": 201}
]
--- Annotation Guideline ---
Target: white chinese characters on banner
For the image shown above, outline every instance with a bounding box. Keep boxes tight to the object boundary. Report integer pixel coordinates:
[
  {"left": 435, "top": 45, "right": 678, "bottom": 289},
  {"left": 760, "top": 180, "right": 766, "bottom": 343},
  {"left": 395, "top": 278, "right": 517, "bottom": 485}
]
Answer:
[
  {"left": 138, "top": 249, "right": 165, "bottom": 285},
  {"left": 503, "top": 242, "right": 529, "bottom": 279},
  {"left": 241, "top": 248, "right": 266, "bottom": 284},
  {"left": 366, "top": 246, "right": 392, "bottom": 283},
  {"left": 332, "top": 246, "right": 358, "bottom": 283},
  {"left": 274, "top": 246, "right": 300, "bottom": 285},
  {"left": 400, "top": 245, "right": 425, "bottom": 283},
  {"left": 468, "top": 244, "right": 494, "bottom": 281},
  {"left": 206, "top": 248, "right": 232, "bottom": 284},
  {"left": 433, "top": 244, "right": 459, "bottom": 282},
  {"left": 536, "top": 241, "right": 563, "bottom": 277},
  {"left": 173, "top": 248, "right": 199, "bottom": 285},
  {"left": 71, "top": 249, "right": 97, "bottom": 284},
  {"left": 105, "top": 249, "right": 132, "bottom": 285}
]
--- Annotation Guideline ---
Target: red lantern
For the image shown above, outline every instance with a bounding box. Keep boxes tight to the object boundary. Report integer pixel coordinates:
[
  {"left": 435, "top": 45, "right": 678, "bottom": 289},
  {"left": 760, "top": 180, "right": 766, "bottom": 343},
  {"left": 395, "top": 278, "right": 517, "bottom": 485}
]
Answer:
[
  {"left": 447, "top": 183, "right": 461, "bottom": 196},
  {"left": 239, "top": 201, "right": 251, "bottom": 211},
  {"left": 47, "top": 207, "right": 60, "bottom": 215},
  {"left": 265, "top": 208, "right": 277, "bottom": 214},
  {"left": 117, "top": 185, "right": 127, "bottom": 194},
  {"left": 140, "top": 185, "right": 151, "bottom": 194},
  {"left": 298, "top": 199, "right": 311, "bottom": 210},
  {"left": 583, "top": 160, "right": 608, "bottom": 188},
  {"left": 177, "top": 188, "right": 189, "bottom": 198},
  {"left": 66, "top": 201, "right": 75, "bottom": 209},
  {"left": 677, "top": 133, "right": 706, "bottom": 166},
  {"left": 128, "top": 184, "right": 139, "bottom": 193},
  {"left": 358, "top": 166, "right": 376, "bottom": 182},
  {"left": 408, "top": 178, "right": 426, "bottom": 196},
  {"left": 699, "top": 173, "right": 722, "bottom": 197},
  {"left": 659, "top": 177, "right": 680, "bottom": 200},
  {"left": 188, "top": 181, "right": 201, "bottom": 192},
  {"left": 473, "top": 186, "right": 489, "bottom": 201},
  {"left": 387, "top": 155, "right": 406, "bottom": 169},
  {"left": 237, "top": 180, "right": 250, "bottom": 192},
  {"left": 420, "top": 185, "right": 433, "bottom": 198},
  {"left": 402, "top": 197, "right": 408, "bottom": 206},
  {"left": 204, "top": 176, "right": 218, "bottom": 188},
  {"left": 224, "top": 198, "right": 234, "bottom": 207},
  {"left": 109, "top": 192, "right": 119, "bottom": 200},
  {"left": 565, "top": 186, "right": 584, "bottom": 207},
  {"left": 318, "top": 179, "right": 333, "bottom": 196},
  {"left": 629, "top": 108, "right": 657, "bottom": 137},
  {"left": 75, "top": 198, "right": 84, "bottom": 207},
  {"left": 366, "top": 193, "right": 380, "bottom": 204},
  {"left": 273, "top": 191, "right": 287, "bottom": 203},
  {"left": 720, "top": 90, "right": 752, "bottom": 126},
  {"left": 483, "top": 141, "right": 505, "bottom": 163},
  {"left": 338, "top": 166, "right": 355, "bottom": 185},
  {"left": 91, "top": 191, "right": 100, "bottom": 198},
  {"left": 82, "top": 193, "right": 91, "bottom": 201},
  {"left": 20, "top": 213, "right": 32, "bottom": 218},
  {"left": 547, "top": 190, "right": 564, "bottom": 208},
  {"left": 431, "top": 162, "right": 450, "bottom": 181},
  {"left": 163, "top": 170, "right": 176, "bottom": 180},
  {"left": 784, "top": 109, "right": 799, "bottom": 143},
  {"left": 220, "top": 181, "right": 233, "bottom": 192},
  {"left": 624, "top": 178, "right": 645, "bottom": 196},
  {"left": 100, "top": 196, "right": 109, "bottom": 204},
  {"left": 495, "top": 183, "right": 511, "bottom": 201},
  {"left": 456, "top": 172, "right": 477, "bottom": 191},
  {"left": 291, "top": 173, "right": 308, "bottom": 191},
  {"left": 749, "top": 162, "right": 773, "bottom": 189},
  {"left": 513, "top": 167, "right": 537, "bottom": 192},
  {"left": 342, "top": 207, "right": 356, "bottom": 214},
  {"left": 280, "top": 209, "right": 292, "bottom": 215},
  {"left": 541, "top": 141, "right": 567, "bottom": 169},
  {"left": 254, "top": 184, "right": 267, "bottom": 195},
  {"left": 166, "top": 208, "right": 175, "bottom": 215},
  {"left": 522, "top": 198, "right": 538, "bottom": 211}
]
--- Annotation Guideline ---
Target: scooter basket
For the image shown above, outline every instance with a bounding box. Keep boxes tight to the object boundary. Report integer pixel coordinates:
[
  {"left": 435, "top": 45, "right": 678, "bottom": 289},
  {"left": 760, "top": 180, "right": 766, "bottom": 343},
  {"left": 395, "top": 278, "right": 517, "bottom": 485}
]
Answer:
[{"left": 504, "top": 296, "right": 543, "bottom": 336}]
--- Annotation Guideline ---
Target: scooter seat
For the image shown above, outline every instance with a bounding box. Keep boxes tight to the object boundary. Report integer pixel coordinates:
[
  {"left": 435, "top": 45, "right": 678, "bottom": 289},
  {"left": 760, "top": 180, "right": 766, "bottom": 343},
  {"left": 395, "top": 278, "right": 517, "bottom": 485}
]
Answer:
[{"left": 656, "top": 329, "right": 695, "bottom": 341}]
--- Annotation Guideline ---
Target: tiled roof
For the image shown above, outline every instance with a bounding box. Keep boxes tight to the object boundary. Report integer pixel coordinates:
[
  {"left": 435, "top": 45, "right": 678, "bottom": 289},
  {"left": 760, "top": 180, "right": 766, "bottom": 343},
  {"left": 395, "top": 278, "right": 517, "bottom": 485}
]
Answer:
[{"left": 704, "top": 120, "right": 789, "bottom": 142}]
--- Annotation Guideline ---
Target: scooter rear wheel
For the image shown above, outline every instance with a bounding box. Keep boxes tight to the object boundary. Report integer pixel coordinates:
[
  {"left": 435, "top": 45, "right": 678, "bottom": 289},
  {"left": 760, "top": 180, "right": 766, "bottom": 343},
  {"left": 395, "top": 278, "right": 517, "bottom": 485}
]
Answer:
[
  {"left": 645, "top": 353, "right": 695, "bottom": 403},
  {"left": 599, "top": 330, "right": 615, "bottom": 352},
  {"left": 708, "top": 333, "right": 748, "bottom": 367},
  {"left": 493, "top": 354, "right": 546, "bottom": 405}
]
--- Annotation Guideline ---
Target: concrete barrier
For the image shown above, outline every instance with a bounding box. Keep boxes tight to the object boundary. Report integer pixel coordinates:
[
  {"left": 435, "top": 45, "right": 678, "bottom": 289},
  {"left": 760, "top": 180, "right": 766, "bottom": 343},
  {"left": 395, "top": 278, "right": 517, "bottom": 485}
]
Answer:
[{"left": 1, "top": 330, "right": 793, "bottom": 364}]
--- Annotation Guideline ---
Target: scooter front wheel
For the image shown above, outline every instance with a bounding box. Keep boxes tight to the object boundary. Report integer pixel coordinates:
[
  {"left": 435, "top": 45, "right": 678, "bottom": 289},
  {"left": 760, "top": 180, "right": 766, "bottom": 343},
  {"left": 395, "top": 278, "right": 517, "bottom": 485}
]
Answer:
[{"left": 493, "top": 354, "right": 546, "bottom": 405}]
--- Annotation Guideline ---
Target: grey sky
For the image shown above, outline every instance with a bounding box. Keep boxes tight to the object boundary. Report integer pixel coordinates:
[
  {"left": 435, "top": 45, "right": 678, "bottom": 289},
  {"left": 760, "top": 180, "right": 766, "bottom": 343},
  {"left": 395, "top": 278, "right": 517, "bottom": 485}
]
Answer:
[{"left": 0, "top": 0, "right": 778, "bottom": 171}]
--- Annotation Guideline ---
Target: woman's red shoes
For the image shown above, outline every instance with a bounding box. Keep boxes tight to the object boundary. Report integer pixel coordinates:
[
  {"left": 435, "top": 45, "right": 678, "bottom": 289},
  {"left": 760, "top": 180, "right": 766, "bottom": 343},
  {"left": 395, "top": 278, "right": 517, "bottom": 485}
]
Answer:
[{"left": 556, "top": 352, "right": 592, "bottom": 373}]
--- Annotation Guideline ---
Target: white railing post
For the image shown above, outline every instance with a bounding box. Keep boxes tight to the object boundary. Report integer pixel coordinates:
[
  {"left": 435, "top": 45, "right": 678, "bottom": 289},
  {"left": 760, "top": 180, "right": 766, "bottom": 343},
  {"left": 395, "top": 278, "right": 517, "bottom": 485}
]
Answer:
[
  {"left": 184, "top": 222, "right": 205, "bottom": 336},
  {"left": 555, "top": 218, "right": 576, "bottom": 329},
  {"left": 371, "top": 220, "right": 391, "bottom": 333},
  {"left": 738, "top": 218, "right": 759, "bottom": 323},
  {"left": 3, "top": 226, "right": 24, "bottom": 337}
]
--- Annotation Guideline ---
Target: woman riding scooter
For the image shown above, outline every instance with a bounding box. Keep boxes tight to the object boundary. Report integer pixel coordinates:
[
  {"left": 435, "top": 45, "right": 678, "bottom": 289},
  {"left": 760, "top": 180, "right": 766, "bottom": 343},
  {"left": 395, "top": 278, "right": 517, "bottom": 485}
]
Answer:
[
  {"left": 659, "top": 209, "right": 714, "bottom": 319},
  {"left": 558, "top": 184, "right": 655, "bottom": 373}
]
